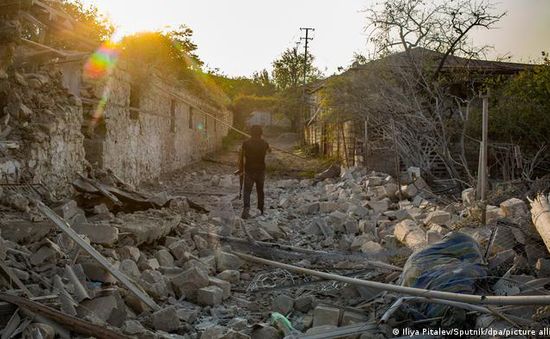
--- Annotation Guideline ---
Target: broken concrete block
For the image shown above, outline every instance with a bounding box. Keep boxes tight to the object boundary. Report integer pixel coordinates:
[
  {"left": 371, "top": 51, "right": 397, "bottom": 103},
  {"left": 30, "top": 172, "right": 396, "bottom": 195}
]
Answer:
[
  {"left": 30, "top": 246, "right": 58, "bottom": 266},
  {"left": 319, "top": 201, "right": 338, "bottom": 213},
  {"left": 258, "top": 220, "right": 286, "bottom": 239},
  {"left": 525, "top": 244, "right": 549, "bottom": 266},
  {"left": 201, "top": 325, "right": 226, "bottom": 339},
  {"left": 171, "top": 266, "right": 209, "bottom": 299},
  {"left": 462, "top": 188, "right": 475, "bottom": 206},
  {"left": 81, "top": 261, "right": 116, "bottom": 283},
  {"left": 383, "top": 183, "right": 399, "bottom": 199},
  {"left": 486, "top": 205, "right": 506, "bottom": 223},
  {"left": 424, "top": 210, "right": 451, "bottom": 226},
  {"left": 0, "top": 220, "right": 54, "bottom": 244},
  {"left": 536, "top": 258, "right": 550, "bottom": 277},
  {"left": 155, "top": 249, "right": 175, "bottom": 267},
  {"left": 313, "top": 305, "right": 340, "bottom": 327},
  {"left": 119, "top": 259, "right": 140, "bottom": 279},
  {"left": 488, "top": 249, "right": 515, "bottom": 272},
  {"left": 73, "top": 223, "right": 119, "bottom": 246},
  {"left": 147, "top": 258, "right": 160, "bottom": 270},
  {"left": 217, "top": 270, "right": 240, "bottom": 283},
  {"left": 197, "top": 285, "right": 224, "bottom": 306},
  {"left": 341, "top": 311, "right": 368, "bottom": 326},
  {"left": 178, "top": 308, "right": 199, "bottom": 323},
  {"left": 360, "top": 241, "right": 387, "bottom": 258},
  {"left": 140, "top": 269, "right": 170, "bottom": 300},
  {"left": 401, "top": 183, "right": 418, "bottom": 198},
  {"left": 209, "top": 276, "right": 231, "bottom": 299},
  {"left": 294, "top": 295, "right": 315, "bottom": 313},
  {"left": 116, "top": 214, "right": 181, "bottom": 246},
  {"left": 123, "top": 320, "right": 146, "bottom": 335},
  {"left": 251, "top": 326, "right": 280, "bottom": 339},
  {"left": 200, "top": 255, "right": 217, "bottom": 274},
  {"left": 54, "top": 200, "right": 81, "bottom": 220},
  {"left": 193, "top": 235, "right": 209, "bottom": 252},
  {"left": 118, "top": 246, "right": 141, "bottom": 262},
  {"left": 216, "top": 251, "right": 241, "bottom": 272},
  {"left": 3, "top": 193, "right": 30, "bottom": 212},
  {"left": 152, "top": 306, "right": 181, "bottom": 332},
  {"left": 350, "top": 234, "right": 376, "bottom": 252},
  {"left": 394, "top": 220, "right": 426, "bottom": 249},
  {"left": 272, "top": 294, "right": 294, "bottom": 315},
  {"left": 348, "top": 205, "right": 369, "bottom": 218},
  {"left": 500, "top": 198, "right": 528, "bottom": 218},
  {"left": 344, "top": 220, "right": 359, "bottom": 235},
  {"left": 366, "top": 199, "right": 389, "bottom": 214},
  {"left": 77, "top": 292, "right": 127, "bottom": 327},
  {"left": 300, "top": 202, "right": 320, "bottom": 214},
  {"left": 383, "top": 209, "right": 411, "bottom": 222},
  {"left": 366, "top": 177, "right": 384, "bottom": 187},
  {"left": 394, "top": 220, "right": 417, "bottom": 243},
  {"left": 168, "top": 240, "right": 190, "bottom": 261},
  {"left": 426, "top": 229, "right": 443, "bottom": 244}
]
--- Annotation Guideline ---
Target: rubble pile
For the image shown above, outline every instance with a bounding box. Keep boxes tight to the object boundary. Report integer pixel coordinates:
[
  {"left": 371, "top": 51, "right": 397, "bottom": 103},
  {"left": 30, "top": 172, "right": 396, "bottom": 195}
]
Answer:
[
  {"left": 0, "top": 66, "right": 86, "bottom": 196},
  {"left": 0, "top": 159, "right": 550, "bottom": 338}
]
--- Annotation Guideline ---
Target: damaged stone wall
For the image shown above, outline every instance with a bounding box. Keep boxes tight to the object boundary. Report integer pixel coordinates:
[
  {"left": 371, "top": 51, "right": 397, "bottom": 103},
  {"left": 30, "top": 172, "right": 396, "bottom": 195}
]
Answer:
[
  {"left": 0, "top": 15, "right": 86, "bottom": 197},
  {"left": 0, "top": 70, "right": 86, "bottom": 197},
  {"left": 82, "top": 63, "right": 232, "bottom": 186}
]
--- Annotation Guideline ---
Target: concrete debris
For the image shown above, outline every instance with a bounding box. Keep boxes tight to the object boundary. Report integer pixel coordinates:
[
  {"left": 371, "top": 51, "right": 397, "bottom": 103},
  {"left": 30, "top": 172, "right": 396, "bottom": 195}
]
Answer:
[
  {"left": 0, "top": 75, "right": 547, "bottom": 339},
  {"left": 152, "top": 306, "right": 182, "bottom": 332}
]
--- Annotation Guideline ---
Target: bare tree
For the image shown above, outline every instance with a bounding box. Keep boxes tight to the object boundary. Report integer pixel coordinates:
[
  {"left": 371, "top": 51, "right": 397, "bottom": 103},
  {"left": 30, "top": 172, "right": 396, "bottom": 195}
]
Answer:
[{"left": 350, "top": 0, "right": 506, "bottom": 184}]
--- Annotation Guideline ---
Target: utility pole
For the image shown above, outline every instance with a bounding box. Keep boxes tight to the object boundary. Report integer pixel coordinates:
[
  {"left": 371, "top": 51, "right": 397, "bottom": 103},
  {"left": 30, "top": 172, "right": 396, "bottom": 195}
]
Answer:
[
  {"left": 300, "top": 27, "right": 314, "bottom": 144},
  {"left": 477, "top": 89, "right": 490, "bottom": 225},
  {"left": 300, "top": 27, "right": 314, "bottom": 86}
]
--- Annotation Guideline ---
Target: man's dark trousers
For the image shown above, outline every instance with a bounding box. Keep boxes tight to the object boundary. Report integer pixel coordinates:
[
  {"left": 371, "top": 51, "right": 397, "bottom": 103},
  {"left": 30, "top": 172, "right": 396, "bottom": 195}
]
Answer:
[{"left": 243, "top": 169, "right": 265, "bottom": 213}]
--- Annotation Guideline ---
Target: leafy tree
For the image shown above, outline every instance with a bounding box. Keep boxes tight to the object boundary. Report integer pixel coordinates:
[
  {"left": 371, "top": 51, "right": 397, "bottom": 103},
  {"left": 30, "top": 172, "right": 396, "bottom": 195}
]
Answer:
[
  {"left": 484, "top": 56, "right": 550, "bottom": 154},
  {"left": 271, "top": 47, "right": 322, "bottom": 131},
  {"left": 49, "top": 0, "right": 114, "bottom": 49},
  {"left": 316, "top": 0, "right": 506, "bottom": 182},
  {"left": 272, "top": 47, "right": 321, "bottom": 91}
]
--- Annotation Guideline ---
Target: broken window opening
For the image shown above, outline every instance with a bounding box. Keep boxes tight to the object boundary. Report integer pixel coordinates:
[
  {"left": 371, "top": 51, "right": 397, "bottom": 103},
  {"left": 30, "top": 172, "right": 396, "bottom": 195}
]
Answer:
[
  {"left": 189, "top": 106, "right": 194, "bottom": 130},
  {"left": 170, "top": 99, "right": 176, "bottom": 133},
  {"left": 129, "top": 83, "right": 141, "bottom": 120}
]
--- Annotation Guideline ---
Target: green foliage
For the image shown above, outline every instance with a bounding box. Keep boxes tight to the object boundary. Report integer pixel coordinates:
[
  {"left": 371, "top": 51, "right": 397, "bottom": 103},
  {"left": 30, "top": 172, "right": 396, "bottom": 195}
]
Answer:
[
  {"left": 272, "top": 47, "right": 322, "bottom": 91},
  {"left": 207, "top": 70, "right": 276, "bottom": 99},
  {"left": 53, "top": 0, "right": 114, "bottom": 48},
  {"left": 230, "top": 95, "right": 278, "bottom": 129},
  {"left": 120, "top": 29, "right": 229, "bottom": 108},
  {"left": 481, "top": 58, "right": 550, "bottom": 152}
]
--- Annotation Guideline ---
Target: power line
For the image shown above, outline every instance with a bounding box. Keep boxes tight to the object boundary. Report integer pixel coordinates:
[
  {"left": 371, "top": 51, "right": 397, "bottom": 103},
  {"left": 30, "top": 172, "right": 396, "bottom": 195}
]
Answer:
[{"left": 300, "top": 27, "right": 315, "bottom": 86}]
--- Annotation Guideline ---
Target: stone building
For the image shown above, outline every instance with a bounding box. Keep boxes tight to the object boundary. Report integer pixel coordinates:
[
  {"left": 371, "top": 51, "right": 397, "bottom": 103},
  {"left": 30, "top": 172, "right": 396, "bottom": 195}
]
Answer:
[
  {"left": 79, "top": 63, "right": 232, "bottom": 186},
  {"left": 304, "top": 48, "right": 533, "bottom": 177},
  {"left": 0, "top": 1, "right": 232, "bottom": 196}
]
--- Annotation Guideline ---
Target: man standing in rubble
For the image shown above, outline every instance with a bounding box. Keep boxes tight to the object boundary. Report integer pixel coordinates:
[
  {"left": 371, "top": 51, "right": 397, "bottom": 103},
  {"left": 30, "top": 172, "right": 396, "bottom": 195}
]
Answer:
[{"left": 238, "top": 125, "right": 270, "bottom": 219}]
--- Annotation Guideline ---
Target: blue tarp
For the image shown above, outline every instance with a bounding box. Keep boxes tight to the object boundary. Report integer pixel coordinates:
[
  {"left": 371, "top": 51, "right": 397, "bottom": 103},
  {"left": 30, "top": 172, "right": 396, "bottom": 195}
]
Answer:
[{"left": 400, "top": 232, "right": 488, "bottom": 318}]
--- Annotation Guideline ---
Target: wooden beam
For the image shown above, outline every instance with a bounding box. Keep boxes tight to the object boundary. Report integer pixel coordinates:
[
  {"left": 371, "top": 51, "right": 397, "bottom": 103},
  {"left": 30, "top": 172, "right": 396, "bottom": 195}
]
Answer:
[
  {"left": 0, "top": 293, "right": 130, "bottom": 339},
  {"left": 0, "top": 260, "right": 32, "bottom": 298},
  {"left": 234, "top": 251, "right": 550, "bottom": 306},
  {"left": 34, "top": 200, "right": 160, "bottom": 311}
]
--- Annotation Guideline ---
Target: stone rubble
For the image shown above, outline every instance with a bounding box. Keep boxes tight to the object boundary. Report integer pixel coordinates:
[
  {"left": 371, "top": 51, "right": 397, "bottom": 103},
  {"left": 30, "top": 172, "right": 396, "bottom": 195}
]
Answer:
[{"left": 0, "top": 159, "right": 549, "bottom": 338}]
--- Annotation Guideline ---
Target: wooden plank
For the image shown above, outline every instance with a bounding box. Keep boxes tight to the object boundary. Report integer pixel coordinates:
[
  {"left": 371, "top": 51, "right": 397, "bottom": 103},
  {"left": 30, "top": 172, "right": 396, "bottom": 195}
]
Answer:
[
  {"left": 34, "top": 200, "right": 160, "bottom": 311},
  {"left": 0, "top": 260, "right": 32, "bottom": 298},
  {"left": 0, "top": 293, "right": 130, "bottom": 339}
]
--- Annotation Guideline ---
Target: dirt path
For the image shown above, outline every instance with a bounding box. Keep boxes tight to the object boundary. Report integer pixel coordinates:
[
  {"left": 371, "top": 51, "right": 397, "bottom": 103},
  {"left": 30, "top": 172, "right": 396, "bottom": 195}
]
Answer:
[{"left": 146, "top": 131, "right": 328, "bottom": 213}]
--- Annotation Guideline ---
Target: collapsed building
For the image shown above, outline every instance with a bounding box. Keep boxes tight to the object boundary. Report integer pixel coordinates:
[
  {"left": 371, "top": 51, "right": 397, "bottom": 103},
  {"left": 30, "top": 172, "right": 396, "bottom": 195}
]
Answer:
[
  {"left": 2, "top": 2, "right": 550, "bottom": 339},
  {"left": 0, "top": 0, "right": 232, "bottom": 196}
]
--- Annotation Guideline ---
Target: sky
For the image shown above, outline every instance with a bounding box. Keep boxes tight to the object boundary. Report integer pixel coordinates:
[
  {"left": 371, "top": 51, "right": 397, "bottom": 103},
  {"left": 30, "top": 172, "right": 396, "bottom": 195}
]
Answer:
[{"left": 81, "top": 0, "right": 550, "bottom": 77}]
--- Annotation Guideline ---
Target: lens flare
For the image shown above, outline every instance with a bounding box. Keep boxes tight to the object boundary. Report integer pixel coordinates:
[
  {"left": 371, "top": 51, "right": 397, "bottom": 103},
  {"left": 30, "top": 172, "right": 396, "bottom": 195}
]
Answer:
[{"left": 84, "top": 41, "right": 120, "bottom": 79}]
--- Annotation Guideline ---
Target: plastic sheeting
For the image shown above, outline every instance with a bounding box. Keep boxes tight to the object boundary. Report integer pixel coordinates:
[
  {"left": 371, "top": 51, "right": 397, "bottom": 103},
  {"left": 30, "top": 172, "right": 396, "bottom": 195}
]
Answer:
[{"left": 400, "top": 232, "right": 487, "bottom": 319}]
